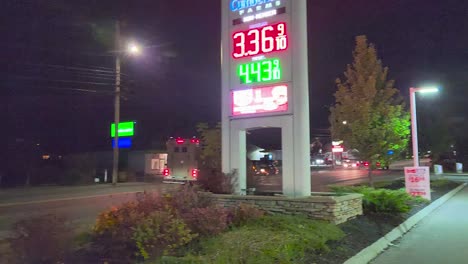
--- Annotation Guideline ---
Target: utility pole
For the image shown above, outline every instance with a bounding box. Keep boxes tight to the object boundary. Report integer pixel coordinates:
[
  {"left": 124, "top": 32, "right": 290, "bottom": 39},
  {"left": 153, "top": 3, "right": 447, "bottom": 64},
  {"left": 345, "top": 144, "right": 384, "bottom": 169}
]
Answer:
[{"left": 112, "top": 20, "right": 121, "bottom": 186}]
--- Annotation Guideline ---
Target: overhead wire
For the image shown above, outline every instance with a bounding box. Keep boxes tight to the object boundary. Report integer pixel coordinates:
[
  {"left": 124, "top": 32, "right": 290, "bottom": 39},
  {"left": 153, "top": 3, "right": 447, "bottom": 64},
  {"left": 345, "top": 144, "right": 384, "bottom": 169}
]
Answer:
[{"left": 7, "top": 75, "right": 117, "bottom": 86}]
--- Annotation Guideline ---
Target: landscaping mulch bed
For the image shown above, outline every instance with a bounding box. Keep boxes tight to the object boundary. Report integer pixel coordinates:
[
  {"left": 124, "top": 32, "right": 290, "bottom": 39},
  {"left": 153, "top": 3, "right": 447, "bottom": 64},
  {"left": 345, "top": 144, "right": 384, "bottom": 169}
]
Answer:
[{"left": 306, "top": 180, "right": 461, "bottom": 264}]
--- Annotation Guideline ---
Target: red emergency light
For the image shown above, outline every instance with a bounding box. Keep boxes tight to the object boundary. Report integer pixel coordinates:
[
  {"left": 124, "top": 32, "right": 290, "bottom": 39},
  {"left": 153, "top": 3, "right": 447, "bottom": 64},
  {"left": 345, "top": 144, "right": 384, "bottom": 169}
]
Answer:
[
  {"left": 190, "top": 138, "right": 200, "bottom": 144},
  {"left": 191, "top": 169, "right": 198, "bottom": 179},
  {"left": 175, "top": 138, "right": 185, "bottom": 144},
  {"left": 163, "top": 168, "right": 170, "bottom": 177}
]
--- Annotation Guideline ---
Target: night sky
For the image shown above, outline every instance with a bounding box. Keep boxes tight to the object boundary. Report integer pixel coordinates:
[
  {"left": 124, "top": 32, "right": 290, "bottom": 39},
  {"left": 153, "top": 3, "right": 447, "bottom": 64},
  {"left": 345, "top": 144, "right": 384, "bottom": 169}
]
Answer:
[{"left": 2, "top": 0, "right": 468, "bottom": 155}]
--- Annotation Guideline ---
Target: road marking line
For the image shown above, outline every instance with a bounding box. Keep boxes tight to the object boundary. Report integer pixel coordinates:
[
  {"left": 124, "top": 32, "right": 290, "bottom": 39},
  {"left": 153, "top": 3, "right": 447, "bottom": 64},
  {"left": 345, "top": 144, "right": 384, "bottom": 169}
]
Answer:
[{"left": 0, "top": 191, "right": 142, "bottom": 208}]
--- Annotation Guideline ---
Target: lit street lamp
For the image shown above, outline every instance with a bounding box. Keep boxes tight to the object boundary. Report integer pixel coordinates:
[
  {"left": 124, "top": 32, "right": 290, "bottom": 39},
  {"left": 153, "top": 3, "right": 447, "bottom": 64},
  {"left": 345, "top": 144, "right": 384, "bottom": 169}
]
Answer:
[
  {"left": 409, "top": 86, "right": 439, "bottom": 167},
  {"left": 112, "top": 21, "right": 142, "bottom": 185}
]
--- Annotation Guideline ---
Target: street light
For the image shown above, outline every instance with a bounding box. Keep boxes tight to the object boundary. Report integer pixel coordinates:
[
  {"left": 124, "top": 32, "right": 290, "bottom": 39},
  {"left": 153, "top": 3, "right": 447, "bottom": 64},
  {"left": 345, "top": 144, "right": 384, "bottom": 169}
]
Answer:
[
  {"left": 112, "top": 21, "right": 142, "bottom": 186},
  {"left": 127, "top": 42, "right": 141, "bottom": 55},
  {"left": 409, "top": 86, "right": 439, "bottom": 167}
]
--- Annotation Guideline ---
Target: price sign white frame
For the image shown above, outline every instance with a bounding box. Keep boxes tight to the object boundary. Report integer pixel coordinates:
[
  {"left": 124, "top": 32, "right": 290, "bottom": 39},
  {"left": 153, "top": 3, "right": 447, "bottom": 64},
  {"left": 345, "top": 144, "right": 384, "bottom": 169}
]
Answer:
[{"left": 405, "top": 167, "right": 431, "bottom": 200}]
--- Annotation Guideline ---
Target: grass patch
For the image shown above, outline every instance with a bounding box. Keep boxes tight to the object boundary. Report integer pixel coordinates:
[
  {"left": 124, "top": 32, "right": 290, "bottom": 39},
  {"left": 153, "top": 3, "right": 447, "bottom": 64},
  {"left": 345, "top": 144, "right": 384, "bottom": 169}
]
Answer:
[
  {"left": 0, "top": 239, "right": 13, "bottom": 262},
  {"left": 159, "top": 215, "right": 344, "bottom": 264},
  {"left": 430, "top": 179, "right": 453, "bottom": 188}
]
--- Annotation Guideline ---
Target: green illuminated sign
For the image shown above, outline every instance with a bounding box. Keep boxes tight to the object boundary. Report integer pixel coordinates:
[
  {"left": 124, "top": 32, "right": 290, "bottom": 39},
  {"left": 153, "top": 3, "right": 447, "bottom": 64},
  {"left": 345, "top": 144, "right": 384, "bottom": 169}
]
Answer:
[
  {"left": 238, "top": 58, "right": 282, "bottom": 84},
  {"left": 111, "top": 121, "right": 135, "bottom": 137}
]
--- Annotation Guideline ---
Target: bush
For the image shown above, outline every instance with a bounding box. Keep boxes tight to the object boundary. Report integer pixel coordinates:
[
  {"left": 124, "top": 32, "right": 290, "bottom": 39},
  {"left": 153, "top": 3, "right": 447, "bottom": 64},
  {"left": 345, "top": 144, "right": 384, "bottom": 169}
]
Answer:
[
  {"left": 92, "top": 193, "right": 171, "bottom": 261},
  {"left": 182, "top": 206, "right": 229, "bottom": 236},
  {"left": 91, "top": 190, "right": 217, "bottom": 261},
  {"left": 168, "top": 184, "right": 213, "bottom": 215},
  {"left": 196, "top": 168, "right": 237, "bottom": 194},
  {"left": 8, "top": 214, "right": 73, "bottom": 264},
  {"left": 133, "top": 211, "right": 196, "bottom": 260},
  {"left": 331, "top": 186, "right": 427, "bottom": 214},
  {"left": 92, "top": 202, "right": 144, "bottom": 261},
  {"left": 228, "top": 203, "right": 266, "bottom": 227}
]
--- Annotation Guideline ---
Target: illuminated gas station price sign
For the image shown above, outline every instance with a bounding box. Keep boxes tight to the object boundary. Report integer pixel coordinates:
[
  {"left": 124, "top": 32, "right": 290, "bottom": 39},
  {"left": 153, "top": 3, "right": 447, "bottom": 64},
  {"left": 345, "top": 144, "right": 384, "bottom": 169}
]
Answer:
[
  {"left": 238, "top": 58, "right": 282, "bottom": 84},
  {"left": 232, "top": 22, "right": 288, "bottom": 59},
  {"left": 229, "top": 0, "right": 291, "bottom": 117}
]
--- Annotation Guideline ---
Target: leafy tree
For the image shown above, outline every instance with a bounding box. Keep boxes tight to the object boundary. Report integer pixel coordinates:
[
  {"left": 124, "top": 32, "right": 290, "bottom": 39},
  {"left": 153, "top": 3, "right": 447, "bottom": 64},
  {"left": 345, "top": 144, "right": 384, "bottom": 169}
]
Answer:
[
  {"left": 329, "top": 36, "right": 410, "bottom": 186},
  {"left": 196, "top": 123, "right": 222, "bottom": 169}
]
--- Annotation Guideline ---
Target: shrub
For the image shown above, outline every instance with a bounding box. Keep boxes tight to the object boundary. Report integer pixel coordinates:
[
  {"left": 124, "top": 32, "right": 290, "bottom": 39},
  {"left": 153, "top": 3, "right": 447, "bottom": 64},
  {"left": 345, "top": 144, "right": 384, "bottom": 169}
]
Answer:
[
  {"left": 196, "top": 168, "right": 237, "bottom": 194},
  {"left": 92, "top": 193, "right": 170, "bottom": 261},
  {"left": 92, "top": 202, "right": 145, "bottom": 261},
  {"left": 133, "top": 211, "right": 197, "bottom": 260},
  {"left": 182, "top": 206, "right": 229, "bottom": 236},
  {"left": 168, "top": 184, "right": 213, "bottom": 215},
  {"left": 228, "top": 203, "right": 266, "bottom": 227},
  {"left": 331, "top": 186, "right": 427, "bottom": 215},
  {"left": 8, "top": 214, "right": 72, "bottom": 264}
]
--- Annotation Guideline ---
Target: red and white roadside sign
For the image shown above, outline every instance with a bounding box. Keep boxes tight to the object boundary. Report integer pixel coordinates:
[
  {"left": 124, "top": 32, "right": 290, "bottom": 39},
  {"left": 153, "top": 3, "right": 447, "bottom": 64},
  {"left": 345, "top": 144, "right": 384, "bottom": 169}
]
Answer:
[
  {"left": 332, "top": 146, "right": 344, "bottom": 153},
  {"left": 404, "top": 167, "right": 431, "bottom": 200}
]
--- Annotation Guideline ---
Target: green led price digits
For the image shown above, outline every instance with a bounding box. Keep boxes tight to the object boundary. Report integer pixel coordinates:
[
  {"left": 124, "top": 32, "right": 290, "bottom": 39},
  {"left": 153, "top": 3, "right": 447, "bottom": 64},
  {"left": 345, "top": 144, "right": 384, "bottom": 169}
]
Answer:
[{"left": 238, "top": 58, "right": 282, "bottom": 84}]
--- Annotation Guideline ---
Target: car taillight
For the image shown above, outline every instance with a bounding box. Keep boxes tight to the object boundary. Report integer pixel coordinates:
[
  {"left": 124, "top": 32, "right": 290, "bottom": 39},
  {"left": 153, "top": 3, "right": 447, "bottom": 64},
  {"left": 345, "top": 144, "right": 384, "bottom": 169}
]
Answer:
[
  {"left": 163, "top": 168, "right": 170, "bottom": 177},
  {"left": 191, "top": 169, "right": 198, "bottom": 178}
]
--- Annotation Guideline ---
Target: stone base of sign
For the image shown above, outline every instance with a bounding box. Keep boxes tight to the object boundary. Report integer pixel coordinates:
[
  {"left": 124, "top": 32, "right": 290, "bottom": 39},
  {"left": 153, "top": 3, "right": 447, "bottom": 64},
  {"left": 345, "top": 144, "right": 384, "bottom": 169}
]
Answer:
[
  {"left": 344, "top": 183, "right": 467, "bottom": 264},
  {"left": 202, "top": 192, "right": 363, "bottom": 224}
]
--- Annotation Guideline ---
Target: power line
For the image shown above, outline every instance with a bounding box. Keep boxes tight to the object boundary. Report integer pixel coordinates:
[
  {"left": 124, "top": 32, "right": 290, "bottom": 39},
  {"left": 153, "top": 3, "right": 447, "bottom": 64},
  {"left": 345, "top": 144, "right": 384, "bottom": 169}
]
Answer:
[
  {"left": 20, "top": 62, "right": 121, "bottom": 75},
  {"left": 7, "top": 75, "right": 116, "bottom": 86},
  {"left": 6, "top": 84, "right": 115, "bottom": 95}
]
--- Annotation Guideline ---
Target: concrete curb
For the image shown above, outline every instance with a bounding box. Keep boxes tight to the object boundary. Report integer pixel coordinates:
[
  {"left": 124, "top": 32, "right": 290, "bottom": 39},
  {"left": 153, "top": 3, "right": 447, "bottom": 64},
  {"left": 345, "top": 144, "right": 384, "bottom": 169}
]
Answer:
[{"left": 343, "top": 183, "right": 467, "bottom": 264}]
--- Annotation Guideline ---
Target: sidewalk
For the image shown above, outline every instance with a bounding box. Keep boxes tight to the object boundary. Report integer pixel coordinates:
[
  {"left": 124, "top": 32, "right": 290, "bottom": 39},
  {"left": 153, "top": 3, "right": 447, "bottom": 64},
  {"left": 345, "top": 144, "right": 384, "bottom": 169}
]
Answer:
[{"left": 371, "top": 185, "right": 468, "bottom": 264}]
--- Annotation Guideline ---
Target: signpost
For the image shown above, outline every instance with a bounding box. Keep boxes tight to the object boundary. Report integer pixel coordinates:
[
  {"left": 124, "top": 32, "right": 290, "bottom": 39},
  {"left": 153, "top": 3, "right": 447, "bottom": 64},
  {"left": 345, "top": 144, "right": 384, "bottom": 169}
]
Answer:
[
  {"left": 404, "top": 167, "right": 431, "bottom": 200},
  {"left": 222, "top": 0, "right": 310, "bottom": 197}
]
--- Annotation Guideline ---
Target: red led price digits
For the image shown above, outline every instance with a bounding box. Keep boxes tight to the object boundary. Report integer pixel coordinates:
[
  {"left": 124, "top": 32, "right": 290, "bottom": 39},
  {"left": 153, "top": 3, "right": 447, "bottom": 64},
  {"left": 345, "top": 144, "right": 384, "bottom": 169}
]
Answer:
[{"left": 232, "top": 22, "right": 288, "bottom": 59}]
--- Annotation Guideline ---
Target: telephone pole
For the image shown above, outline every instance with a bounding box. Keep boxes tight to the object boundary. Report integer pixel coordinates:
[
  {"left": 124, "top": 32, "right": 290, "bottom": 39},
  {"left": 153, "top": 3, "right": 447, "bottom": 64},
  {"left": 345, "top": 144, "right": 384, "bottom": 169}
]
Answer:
[{"left": 112, "top": 20, "right": 121, "bottom": 185}]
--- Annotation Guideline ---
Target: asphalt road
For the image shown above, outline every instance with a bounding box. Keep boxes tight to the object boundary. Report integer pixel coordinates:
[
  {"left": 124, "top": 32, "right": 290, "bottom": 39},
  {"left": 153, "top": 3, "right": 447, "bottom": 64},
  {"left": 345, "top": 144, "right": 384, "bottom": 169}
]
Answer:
[
  {"left": 0, "top": 169, "right": 404, "bottom": 239},
  {"left": 0, "top": 183, "right": 178, "bottom": 239},
  {"left": 255, "top": 168, "right": 404, "bottom": 192}
]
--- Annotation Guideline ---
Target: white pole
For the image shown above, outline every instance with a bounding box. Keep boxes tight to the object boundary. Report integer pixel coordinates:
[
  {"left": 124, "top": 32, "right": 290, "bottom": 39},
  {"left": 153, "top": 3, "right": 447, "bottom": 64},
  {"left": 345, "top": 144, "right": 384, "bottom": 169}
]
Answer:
[{"left": 410, "top": 88, "right": 419, "bottom": 167}]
